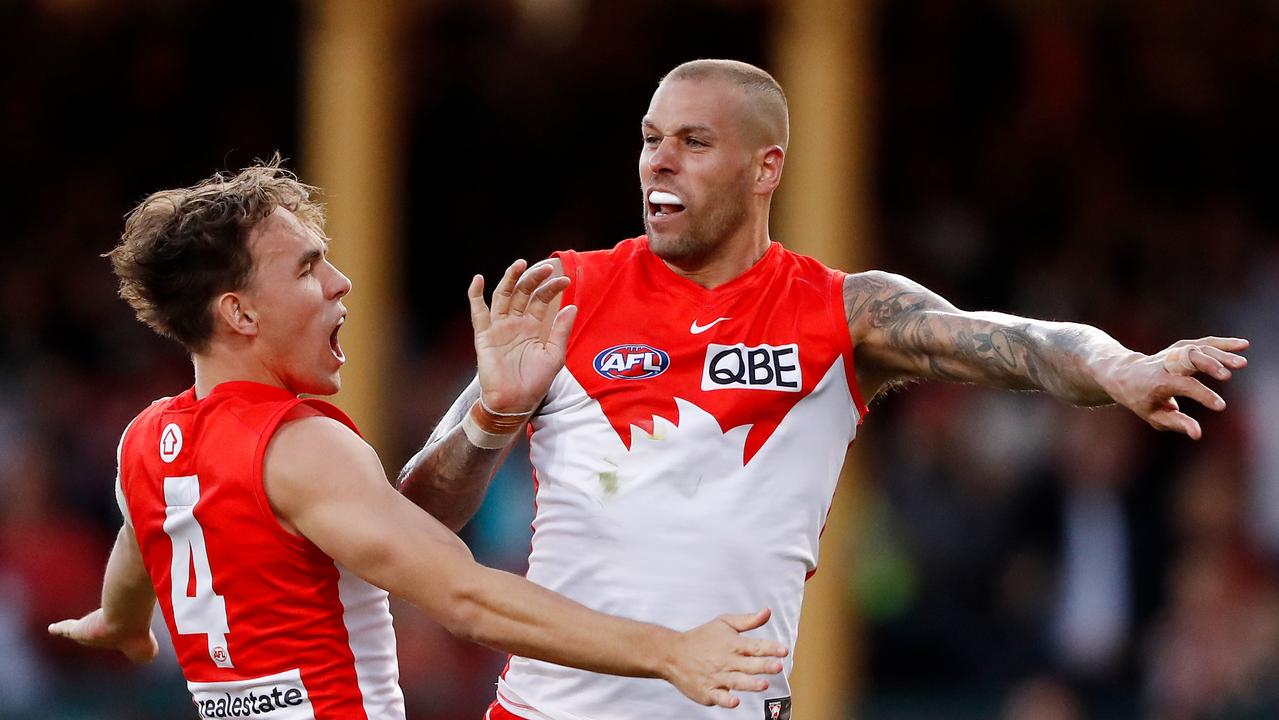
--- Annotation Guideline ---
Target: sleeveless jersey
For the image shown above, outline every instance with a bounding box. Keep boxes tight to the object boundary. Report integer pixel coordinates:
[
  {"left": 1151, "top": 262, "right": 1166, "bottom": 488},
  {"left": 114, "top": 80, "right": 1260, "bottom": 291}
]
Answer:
[
  {"left": 497, "top": 237, "right": 868, "bottom": 719},
  {"left": 117, "top": 381, "right": 405, "bottom": 720}
]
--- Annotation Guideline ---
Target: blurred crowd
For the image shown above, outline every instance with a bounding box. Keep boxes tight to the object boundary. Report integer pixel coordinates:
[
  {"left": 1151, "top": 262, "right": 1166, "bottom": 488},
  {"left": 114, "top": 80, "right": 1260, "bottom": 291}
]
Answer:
[
  {"left": 863, "top": 2, "right": 1279, "bottom": 718},
  {"left": 1, "top": 0, "right": 1276, "bottom": 719}
]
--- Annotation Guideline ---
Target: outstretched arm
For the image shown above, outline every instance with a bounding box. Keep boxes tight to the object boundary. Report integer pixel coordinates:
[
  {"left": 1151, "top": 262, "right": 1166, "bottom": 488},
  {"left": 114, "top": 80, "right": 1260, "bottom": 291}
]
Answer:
[
  {"left": 274, "top": 416, "right": 786, "bottom": 708},
  {"left": 47, "top": 523, "right": 159, "bottom": 663},
  {"left": 398, "top": 258, "right": 573, "bottom": 531},
  {"left": 846, "top": 270, "right": 1248, "bottom": 439}
]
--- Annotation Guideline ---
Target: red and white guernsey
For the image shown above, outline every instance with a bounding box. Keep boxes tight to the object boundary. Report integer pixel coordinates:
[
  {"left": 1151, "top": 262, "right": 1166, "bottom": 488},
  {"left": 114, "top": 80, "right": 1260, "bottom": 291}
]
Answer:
[
  {"left": 117, "top": 381, "right": 405, "bottom": 720},
  {"left": 497, "top": 237, "right": 868, "bottom": 719}
]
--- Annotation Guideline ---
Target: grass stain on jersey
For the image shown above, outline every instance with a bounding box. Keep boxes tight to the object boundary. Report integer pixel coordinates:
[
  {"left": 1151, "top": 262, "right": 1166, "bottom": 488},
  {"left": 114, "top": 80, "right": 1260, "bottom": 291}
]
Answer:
[{"left": 598, "top": 470, "right": 619, "bottom": 496}]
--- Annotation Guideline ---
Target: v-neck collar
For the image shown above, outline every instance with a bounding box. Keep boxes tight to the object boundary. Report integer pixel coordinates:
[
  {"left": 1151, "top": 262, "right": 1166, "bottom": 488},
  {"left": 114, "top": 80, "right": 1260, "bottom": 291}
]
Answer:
[{"left": 637, "top": 236, "right": 782, "bottom": 306}]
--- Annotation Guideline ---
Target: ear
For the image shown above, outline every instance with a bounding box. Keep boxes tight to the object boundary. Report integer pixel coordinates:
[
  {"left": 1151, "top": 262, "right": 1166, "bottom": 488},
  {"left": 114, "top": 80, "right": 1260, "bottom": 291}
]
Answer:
[
  {"left": 755, "top": 145, "right": 785, "bottom": 195},
  {"left": 215, "top": 292, "right": 259, "bottom": 338}
]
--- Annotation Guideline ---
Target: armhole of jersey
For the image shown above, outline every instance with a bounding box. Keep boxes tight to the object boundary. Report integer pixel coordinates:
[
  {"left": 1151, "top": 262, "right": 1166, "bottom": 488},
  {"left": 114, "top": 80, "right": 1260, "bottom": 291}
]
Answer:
[
  {"left": 830, "top": 270, "right": 869, "bottom": 425},
  {"left": 114, "top": 414, "right": 144, "bottom": 528},
  {"left": 251, "top": 401, "right": 330, "bottom": 551},
  {"left": 552, "top": 250, "right": 579, "bottom": 314}
]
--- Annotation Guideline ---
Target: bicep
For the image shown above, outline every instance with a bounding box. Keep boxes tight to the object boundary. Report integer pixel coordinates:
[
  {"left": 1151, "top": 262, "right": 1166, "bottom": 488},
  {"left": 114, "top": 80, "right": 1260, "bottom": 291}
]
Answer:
[
  {"left": 105, "top": 522, "right": 152, "bottom": 592},
  {"left": 115, "top": 523, "right": 146, "bottom": 571},
  {"left": 846, "top": 271, "right": 1045, "bottom": 390},
  {"left": 264, "top": 418, "right": 478, "bottom": 607}
]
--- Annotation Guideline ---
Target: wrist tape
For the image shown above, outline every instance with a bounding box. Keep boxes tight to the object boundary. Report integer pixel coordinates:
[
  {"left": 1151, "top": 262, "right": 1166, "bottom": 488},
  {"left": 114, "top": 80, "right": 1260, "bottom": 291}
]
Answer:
[{"left": 460, "top": 399, "right": 532, "bottom": 449}]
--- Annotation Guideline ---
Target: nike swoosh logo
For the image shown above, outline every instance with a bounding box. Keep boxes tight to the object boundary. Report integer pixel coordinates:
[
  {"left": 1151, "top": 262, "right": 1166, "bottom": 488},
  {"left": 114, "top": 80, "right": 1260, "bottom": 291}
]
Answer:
[{"left": 690, "top": 317, "right": 731, "bottom": 334}]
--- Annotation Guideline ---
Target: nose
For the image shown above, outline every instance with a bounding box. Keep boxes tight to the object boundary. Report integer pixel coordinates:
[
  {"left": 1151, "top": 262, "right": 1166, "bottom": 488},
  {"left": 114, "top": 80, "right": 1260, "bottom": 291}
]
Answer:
[
  {"left": 646, "top": 137, "right": 677, "bottom": 175},
  {"left": 327, "top": 261, "right": 352, "bottom": 299}
]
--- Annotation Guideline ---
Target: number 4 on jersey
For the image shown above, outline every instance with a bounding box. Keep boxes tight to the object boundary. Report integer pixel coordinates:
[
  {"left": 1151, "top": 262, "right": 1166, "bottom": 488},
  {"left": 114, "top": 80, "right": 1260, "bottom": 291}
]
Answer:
[{"left": 162, "top": 474, "right": 233, "bottom": 668}]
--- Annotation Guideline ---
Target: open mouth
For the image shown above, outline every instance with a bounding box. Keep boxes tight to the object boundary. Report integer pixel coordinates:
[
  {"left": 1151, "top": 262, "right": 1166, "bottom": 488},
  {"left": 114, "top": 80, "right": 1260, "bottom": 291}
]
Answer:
[
  {"left": 329, "top": 316, "right": 346, "bottom": 363},
  {"left": 647, "top": 189, "right": 686, "bottom": 218}
]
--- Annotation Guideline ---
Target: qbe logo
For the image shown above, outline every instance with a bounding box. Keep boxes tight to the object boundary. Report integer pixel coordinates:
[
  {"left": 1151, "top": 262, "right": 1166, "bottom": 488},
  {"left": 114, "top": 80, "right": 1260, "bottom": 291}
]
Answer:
[
  {"left": 701, "top": 343, "right": 801, "bottom": 392},
  {"left": 593, "top": 343, "right": 671, "bottom": 380}
]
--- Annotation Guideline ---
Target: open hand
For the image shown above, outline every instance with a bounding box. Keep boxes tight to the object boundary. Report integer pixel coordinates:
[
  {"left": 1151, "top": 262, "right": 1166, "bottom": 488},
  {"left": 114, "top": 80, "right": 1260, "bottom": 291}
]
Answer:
[
  {"left": 48, "top": 607, "right": 158, "bottom": 663},
  {"left": 662, "top": 608, "right": 789, "bottom": 708},
  {"left": 1105, "top": 336, "right": 1249, "bottom": 439},
  {"left": 468, "top": 259, "right": 577, "bottom": 414}
]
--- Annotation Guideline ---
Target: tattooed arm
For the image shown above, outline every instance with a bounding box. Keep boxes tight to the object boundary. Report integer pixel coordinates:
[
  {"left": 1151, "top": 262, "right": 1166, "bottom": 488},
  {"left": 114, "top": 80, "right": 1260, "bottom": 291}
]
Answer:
[
  {"left": 397, "top": 378, "right": 518, "bottom": 532},
  {"left": 845, "top": 271, "right": 1249, "bottom": 439},
  {"left": 398, "top": 258, "right": 574, "bottom": 531}
]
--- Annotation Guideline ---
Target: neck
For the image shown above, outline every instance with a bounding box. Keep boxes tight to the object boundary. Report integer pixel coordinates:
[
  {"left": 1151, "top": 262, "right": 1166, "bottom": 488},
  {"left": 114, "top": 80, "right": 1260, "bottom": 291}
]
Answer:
[
  {"left": 192, "top": 342, "right": 288, "bottom": 399},
  {"left": 659, "top": 209, "right": 772, "bottom": 289}
]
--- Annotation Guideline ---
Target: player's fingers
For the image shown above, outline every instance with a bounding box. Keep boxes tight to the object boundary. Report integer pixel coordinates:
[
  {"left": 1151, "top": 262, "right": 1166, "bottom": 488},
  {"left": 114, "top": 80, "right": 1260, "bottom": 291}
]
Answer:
[
  {"left": 1162, "top": 346, "right": 1198, "bottom": 375},
  {"left": 1198, "top": 345, "right": 1248, "bottom": 371},
  {"left": 720, "top": 607, "right": 771, "bottom": 633},
  {"left": 490, "top": 259, "right": 528, "bottom": 316},
  {"left": 1149, "top": 408, "right": 1202, "bottom": 440},
  {"left": 467, "top": 275, "right": 491, "bottom": 333},
  {"left": 736, "top": 637, "right": 789, "bottom": 659},
  {"left": 720, "top": 671, "right": 770, "bottom": 692},
  {"left": 1186, "top": 347, "right": 1231, "bottom": 381},
  {"left": 706, "top": 689, "right": 740, "bottom": 709},
  {"left": 548, "top": 305, "right": 577, "bottom": 351},
  {"left": 1169, "top": 375, "right": 1225, "bottom": 411},
  {"left": 525, "top": 276, "right": 570, "bottom": 324},
  {"left": 509, "top": 263, "right": 553, "bottom": 317},
  {"left": 729, "top": 655, "right": 785, "bottom": 676},
  {"left": 1195, "top": 336, "right": 1250, "bottom": 352},
  {"left": 47, "top": 619, "right": 77, "bottom": 638}
]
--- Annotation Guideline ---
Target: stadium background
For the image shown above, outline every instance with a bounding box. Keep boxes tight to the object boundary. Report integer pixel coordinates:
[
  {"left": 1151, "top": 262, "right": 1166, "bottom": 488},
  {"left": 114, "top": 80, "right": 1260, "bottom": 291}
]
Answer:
[{"left": 1, "top": 0, "right": 1277, "bottom": 718}]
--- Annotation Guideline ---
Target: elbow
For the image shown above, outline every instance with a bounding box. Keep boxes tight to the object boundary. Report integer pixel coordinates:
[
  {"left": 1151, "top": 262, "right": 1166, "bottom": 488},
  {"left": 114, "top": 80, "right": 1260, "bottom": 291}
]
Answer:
[{"left": 434, "top": 572, "right": 493, "bottom": 646}]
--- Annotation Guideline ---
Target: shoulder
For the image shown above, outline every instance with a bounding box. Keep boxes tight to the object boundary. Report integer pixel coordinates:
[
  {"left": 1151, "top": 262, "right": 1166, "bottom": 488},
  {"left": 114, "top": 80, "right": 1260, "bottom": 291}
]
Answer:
[
  {"left": 265, "top": 413, "right": 380, "bottom": 487},
  {"left": 268, "top": 413, "right": 373, "bottom": 463},
  {"left": 842, "top": 270, "right": 919, "bottom": 298},
  {"left": 262, "top": 413, "right": 387, "bottom": 528},
  {"left": 128, "top": 394, "right": 178, "bottom": 426},
  {"left": 118, "top": 394, "right": 180, "bottom": 454},
  {"left": 842, "top": 270, "right": 939, "bottom": 318}
]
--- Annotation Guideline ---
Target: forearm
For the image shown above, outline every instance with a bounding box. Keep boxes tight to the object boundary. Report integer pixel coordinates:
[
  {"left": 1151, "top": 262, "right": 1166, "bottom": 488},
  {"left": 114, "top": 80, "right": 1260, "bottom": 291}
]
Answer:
[
  {"left": 397, "top": 425, "right": 514, "bottom": 532},
  {"left": 101, "top": 525, "right": 156, "bottom": 632},
  {"left": 351, "top": 511, "right": 676, "bottom": 679},
  {"left": 444, "top": 565, "right": 676, "bottom": 679},
  {"left": 396, "top": 380, "right": 520, "bottom": 532},
  {"left": 936, "top": 311, "right": 1134, "bottom": 405}
]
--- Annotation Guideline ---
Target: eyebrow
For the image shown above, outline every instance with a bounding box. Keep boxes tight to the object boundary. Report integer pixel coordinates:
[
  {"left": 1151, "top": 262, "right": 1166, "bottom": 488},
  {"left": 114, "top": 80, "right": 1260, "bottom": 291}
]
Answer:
[
  {"left": 298, "top": 247, "right": 323, "bottom": 269},
  {"left": 641, "top": 119, "right": 717, "bottom": 137}
]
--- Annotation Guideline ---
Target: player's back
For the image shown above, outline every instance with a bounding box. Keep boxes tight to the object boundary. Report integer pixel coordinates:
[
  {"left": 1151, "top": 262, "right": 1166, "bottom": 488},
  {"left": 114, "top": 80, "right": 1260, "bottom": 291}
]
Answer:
[{"left": 118, "top": 380, "right": 404, "bottom": 720}]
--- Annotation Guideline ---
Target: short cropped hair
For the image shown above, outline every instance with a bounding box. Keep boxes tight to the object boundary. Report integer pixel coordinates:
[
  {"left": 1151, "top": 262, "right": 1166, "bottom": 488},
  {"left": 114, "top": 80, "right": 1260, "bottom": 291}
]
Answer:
[
  {"left": 662, "top": 59, "right": 789, "bottom": 148},
  {"left": 107, "top": 156, "right": 324, "bottom": 353}
]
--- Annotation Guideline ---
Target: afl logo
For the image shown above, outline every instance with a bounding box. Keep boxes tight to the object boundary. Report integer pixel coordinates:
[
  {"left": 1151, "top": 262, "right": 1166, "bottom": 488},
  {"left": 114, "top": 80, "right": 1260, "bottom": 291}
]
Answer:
[{"left": 593, "top": 344, "right": 670, "bottom": 380}]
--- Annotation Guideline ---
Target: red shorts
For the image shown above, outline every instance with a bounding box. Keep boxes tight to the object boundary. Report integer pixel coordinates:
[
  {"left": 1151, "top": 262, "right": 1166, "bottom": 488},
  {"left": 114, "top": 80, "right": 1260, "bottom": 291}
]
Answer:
[{"left": 483, "top": 700, "right": 524, "bottom": 720}]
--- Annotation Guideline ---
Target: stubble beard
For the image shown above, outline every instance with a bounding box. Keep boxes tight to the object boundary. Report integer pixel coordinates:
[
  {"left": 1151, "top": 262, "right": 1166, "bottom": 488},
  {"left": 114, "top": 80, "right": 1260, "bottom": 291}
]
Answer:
[{"left": 642, "top": 178, "right": 751, "bottom": 266}]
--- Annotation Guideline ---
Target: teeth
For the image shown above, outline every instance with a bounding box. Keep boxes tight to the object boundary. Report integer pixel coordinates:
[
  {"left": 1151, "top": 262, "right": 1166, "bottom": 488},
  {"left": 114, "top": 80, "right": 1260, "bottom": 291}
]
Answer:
[{"left": 649, "top": 191, "right": 683, "bottom": 206}]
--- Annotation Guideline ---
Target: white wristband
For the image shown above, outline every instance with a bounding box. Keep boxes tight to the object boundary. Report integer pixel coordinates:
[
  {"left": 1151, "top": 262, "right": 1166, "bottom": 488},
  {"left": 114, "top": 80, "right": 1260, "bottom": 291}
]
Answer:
[{"left": 461, "top": 410, "right": 519, "bottom": 449}]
